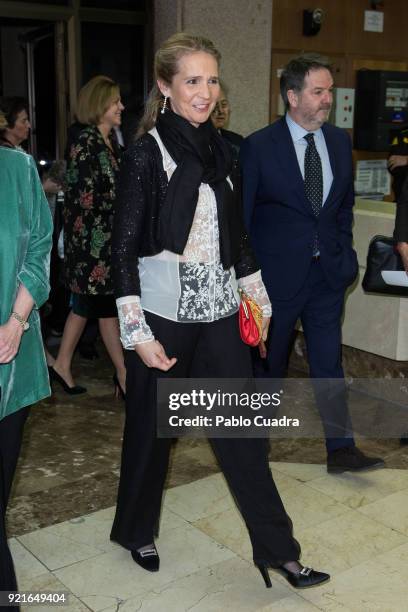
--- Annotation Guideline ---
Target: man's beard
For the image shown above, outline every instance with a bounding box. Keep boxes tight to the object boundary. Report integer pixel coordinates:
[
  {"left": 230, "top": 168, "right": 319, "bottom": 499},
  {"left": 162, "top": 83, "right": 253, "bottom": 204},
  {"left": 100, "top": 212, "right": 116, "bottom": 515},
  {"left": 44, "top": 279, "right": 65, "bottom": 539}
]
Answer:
[{"left": 311, "top": 107, "right": 331, "bottom": 126}]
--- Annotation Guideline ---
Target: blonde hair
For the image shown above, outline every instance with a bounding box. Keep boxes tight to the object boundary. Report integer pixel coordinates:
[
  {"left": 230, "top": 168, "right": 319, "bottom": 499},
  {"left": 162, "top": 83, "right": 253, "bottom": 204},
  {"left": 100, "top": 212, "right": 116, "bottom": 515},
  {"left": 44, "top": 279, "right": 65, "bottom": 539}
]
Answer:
[
  {"left": 0, "top": 110, "right": 7, "bottom": 130},
  {"left": 76, "top": 75, "right": 120, "bottom": 125},
  {"left": 137, "top": 32, "right": 221, "bottom": 137}
]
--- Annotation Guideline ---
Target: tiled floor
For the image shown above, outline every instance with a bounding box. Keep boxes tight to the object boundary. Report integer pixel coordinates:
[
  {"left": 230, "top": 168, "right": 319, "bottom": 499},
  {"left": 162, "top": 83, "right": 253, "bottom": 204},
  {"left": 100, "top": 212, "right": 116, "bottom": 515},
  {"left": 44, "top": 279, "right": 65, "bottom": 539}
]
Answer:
[
  {"left": 7, "top": 341, "right": 408, "bottom": 610},
  {"left": 12, "top": 462, "right": 408, "bottom": 612},
  {"left": 8, "top": 345, "right": 407, "bottom": 538}
]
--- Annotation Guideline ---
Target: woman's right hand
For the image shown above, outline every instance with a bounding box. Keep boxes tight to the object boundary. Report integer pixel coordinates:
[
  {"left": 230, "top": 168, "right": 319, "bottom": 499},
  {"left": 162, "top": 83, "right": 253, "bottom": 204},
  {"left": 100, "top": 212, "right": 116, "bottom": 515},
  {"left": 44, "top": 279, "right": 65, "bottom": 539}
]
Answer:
[
  {"left": 135, "top": 340, "right": 177, "bottom": 371},
  {"left": 388, "top": 155, "right": 408, "bottom": 171},
  {"left": 0, "top": 318, "right": 24, "bottom": 364}
]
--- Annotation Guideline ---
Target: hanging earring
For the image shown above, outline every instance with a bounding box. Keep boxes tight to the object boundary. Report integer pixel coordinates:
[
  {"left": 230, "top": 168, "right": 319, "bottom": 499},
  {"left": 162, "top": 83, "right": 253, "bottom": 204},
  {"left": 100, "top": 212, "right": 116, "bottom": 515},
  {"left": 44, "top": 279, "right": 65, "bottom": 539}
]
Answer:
[{"left": 161, "top": 95, "right": 168, "bottom": 114}]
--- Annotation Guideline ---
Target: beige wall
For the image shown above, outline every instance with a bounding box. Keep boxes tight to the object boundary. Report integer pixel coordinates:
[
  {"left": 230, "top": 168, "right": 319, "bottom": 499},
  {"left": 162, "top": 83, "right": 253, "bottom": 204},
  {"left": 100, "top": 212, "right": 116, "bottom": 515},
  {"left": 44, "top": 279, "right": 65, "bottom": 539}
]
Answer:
[
  {"left": 153, "top": 0, "right": 273, "bottom": 137},
  {"left": 153, "top": 0, "right": 181, "bottom": 51}
]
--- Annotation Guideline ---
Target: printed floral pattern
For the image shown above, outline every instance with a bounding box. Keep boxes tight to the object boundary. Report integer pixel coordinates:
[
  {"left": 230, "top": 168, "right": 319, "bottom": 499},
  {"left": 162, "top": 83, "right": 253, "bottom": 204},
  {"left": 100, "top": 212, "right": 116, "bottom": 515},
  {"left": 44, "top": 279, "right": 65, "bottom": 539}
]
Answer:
[{"left": 63, "top": 125, "right": 121, "bottom": 295}]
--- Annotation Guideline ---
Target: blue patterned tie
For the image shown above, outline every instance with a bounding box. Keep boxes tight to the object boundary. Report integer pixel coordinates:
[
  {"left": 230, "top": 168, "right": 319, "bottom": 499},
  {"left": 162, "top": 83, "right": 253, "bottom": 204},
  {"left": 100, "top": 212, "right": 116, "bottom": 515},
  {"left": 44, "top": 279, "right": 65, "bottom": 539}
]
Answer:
[{"left": 304, "top": 133, "right": 322, "bottom": 255}]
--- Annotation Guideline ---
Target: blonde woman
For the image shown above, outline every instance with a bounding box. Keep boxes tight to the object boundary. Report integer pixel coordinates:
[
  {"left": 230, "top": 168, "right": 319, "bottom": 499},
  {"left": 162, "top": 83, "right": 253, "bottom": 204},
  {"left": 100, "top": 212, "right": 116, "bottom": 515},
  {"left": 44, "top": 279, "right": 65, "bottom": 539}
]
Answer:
[
  {"left": 49, "top": 76, "right": 126, "bottom": 396},
  {"left": 111, "top": 33, "right": 329, "bottom": 590}
]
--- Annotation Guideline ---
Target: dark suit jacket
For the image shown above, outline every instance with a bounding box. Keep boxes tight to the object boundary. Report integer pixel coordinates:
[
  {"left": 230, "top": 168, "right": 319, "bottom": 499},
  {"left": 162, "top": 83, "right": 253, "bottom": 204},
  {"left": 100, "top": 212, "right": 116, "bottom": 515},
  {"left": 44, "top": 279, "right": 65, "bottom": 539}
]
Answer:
[
  {"left": 220, "top": 128, "right": 243, "bottom": 148},
  {"left": 240, "top": 117, "right": 358, "bottom": 301},
  {"left": 219, "top": 128, "right": 243, "bottom": 163},
  {"left": 394, "top": 175, "right": 408, "bottom": 242},
  {"left": 389, "top": 127, "right": 408, "bottom": 201}
]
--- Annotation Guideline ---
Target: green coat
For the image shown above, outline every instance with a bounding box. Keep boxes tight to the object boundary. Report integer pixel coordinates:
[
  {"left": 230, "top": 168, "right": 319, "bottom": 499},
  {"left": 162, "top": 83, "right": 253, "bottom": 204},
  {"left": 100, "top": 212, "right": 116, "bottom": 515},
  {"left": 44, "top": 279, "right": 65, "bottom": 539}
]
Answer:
[{"left": 0, "top": 147, "right": 53, "bottom": 419}]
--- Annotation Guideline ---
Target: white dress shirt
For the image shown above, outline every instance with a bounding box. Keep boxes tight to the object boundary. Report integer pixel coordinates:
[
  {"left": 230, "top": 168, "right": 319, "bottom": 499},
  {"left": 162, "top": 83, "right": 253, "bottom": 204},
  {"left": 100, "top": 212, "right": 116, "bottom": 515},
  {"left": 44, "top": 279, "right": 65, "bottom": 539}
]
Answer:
[{"left": 285, "top": 113, "right": 333, "bottom": 205}]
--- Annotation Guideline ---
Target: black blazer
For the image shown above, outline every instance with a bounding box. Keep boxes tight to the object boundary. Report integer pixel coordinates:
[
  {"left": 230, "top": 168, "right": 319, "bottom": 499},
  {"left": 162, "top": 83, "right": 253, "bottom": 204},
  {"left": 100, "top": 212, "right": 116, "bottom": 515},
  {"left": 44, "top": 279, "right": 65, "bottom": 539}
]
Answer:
[
  {"left": 220, "top": 128, "right": 243, "bottom": 148},
  {"left": 220, "top": 128, "right": 243, "bottom": 163},
  {"left": 388, "top": 127, "right": 408, "bottom": 201},
  {"left": 112, "top": 133, "right": 259, "bottom": 298},
  {"left": 394, "top": 175, "right": 408, "bottom": 242}
]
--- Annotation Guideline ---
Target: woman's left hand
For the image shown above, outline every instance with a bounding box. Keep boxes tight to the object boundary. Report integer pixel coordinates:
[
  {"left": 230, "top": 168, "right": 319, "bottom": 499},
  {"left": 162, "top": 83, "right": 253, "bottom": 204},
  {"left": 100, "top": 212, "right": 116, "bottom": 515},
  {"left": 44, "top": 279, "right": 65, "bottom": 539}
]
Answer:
[
  {"left": 258, "top": 316, "right": 270, "bottom": 359},
  {"left": 0, "top": 319, "right": 24, "bottom": 363}
]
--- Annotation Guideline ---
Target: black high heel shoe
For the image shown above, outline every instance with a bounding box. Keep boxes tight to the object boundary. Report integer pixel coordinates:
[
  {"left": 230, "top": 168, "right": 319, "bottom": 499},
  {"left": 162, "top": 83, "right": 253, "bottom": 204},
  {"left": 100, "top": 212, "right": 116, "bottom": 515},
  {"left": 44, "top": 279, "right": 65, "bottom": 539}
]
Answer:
[
  {"left": 48, "top": 366, "right": 87, "bottom": 395},
  {"left": 113, "top": 374, "right": 126, "bottom": 400},
  {"left": 277, "top": 564, "right": 330, "bottom": 588},
  {"left": 256, "top": 563, "right": 330, "bottom": 589},
  {"left": 256, "top": 564, "right": 272, "bottom": 588},
  {"left": 131, "top": 544, "right": 159, "bottom": 572}
]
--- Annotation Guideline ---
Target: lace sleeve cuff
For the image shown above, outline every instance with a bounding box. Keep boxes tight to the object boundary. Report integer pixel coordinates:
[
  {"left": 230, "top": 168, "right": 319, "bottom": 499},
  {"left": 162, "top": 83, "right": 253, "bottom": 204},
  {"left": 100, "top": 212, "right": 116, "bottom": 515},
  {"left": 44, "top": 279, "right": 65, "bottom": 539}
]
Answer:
[
  {"left": 238, "top": 271, "right": 272, "bottom": 317},
  {"left": 116, "top": 295, "right": 154, "bottom": 348}
]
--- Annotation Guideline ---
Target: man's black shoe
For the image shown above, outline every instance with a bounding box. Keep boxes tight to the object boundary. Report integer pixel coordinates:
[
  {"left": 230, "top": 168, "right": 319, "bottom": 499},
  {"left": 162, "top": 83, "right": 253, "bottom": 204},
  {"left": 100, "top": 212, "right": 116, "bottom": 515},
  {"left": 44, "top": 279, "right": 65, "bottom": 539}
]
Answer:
[
  {"left": 400, "top": 433, "right": 408, "bottom": 445},
  {"left": 327, "top": 446, "right": 385, "bottom": 474}
]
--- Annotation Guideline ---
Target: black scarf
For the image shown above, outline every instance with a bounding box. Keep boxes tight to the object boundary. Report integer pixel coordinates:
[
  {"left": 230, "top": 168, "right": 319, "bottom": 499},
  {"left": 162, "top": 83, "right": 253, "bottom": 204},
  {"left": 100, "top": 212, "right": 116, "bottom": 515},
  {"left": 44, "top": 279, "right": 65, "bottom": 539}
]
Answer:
[{"left": 156, "top": 109, "right": 236, "bottom": 266}]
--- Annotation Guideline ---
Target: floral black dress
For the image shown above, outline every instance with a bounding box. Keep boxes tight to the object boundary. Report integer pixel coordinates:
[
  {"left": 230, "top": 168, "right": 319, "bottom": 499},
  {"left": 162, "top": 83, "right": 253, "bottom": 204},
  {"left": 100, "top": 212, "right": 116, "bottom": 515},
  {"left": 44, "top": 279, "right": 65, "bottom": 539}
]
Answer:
[{"left": 63, "top": 125, "right": 121, "bottom": 308}]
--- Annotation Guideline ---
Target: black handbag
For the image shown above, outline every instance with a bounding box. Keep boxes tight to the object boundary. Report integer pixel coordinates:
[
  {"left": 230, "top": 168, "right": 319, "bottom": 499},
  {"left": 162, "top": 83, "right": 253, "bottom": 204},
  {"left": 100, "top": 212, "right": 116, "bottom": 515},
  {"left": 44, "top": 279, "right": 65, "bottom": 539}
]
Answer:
[{"left": 362, "top": 235, "right": 408, "bottom": 296}]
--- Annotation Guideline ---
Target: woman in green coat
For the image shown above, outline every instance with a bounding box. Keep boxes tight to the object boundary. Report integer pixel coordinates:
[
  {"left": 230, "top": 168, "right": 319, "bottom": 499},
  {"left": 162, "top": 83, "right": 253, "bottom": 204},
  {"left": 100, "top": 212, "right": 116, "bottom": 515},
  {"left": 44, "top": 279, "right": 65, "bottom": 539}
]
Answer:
[{"left": 0, "top": 111, "right": 53, "bottom": 594}]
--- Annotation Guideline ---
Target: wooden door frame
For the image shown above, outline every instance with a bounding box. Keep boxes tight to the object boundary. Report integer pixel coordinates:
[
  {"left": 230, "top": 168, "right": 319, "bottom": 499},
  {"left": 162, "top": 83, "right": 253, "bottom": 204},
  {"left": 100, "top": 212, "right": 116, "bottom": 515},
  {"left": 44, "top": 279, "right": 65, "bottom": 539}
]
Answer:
[{"left": 0, "top": 1, "right": 150, "bottom": 155}]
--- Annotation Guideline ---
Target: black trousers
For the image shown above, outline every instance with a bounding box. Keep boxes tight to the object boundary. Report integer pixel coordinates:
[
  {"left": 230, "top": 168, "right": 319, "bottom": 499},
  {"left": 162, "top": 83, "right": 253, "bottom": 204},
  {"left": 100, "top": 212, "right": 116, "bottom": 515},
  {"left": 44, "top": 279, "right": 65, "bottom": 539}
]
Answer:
[
  {"left": 0, "top": 405, "right": 29, "bottom": 598},
  {"left": 111, "top": 312, "right": 300, "bottom": 566},
  {"left": 253, "top": 261, "right": 355, "bottom": 453}
]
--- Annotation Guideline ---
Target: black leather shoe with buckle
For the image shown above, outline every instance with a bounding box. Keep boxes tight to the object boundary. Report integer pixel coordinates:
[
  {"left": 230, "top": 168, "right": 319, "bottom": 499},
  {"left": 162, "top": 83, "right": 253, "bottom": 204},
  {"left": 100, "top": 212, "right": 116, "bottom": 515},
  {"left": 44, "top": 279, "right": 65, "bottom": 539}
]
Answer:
[
  {"left": 327, "top": 446, "right": 385, "bottom": 474},
  {"left": 277, "top": 565, "right": 330, "bottom": 588},
  {"left": 131, "top": 544, "right": 160, "bottom": 572},
  {"left": 255, "top": 562, "right": 330, "bottom": 589}
]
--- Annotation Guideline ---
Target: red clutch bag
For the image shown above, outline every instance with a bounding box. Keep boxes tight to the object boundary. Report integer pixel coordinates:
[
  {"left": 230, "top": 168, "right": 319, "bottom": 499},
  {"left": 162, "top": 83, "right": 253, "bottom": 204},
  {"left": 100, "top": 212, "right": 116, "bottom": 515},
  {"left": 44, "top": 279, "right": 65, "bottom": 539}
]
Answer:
[{"left": 238, "top": 289, "right": 263, "bottom": 347}]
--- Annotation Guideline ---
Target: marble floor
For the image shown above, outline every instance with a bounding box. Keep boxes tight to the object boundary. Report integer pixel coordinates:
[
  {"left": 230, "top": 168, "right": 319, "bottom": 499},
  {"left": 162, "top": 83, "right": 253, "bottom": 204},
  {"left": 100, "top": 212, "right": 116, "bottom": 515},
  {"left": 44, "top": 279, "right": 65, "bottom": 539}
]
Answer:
[
  {"left": 12, "top": 462, "right": 408, "bottom": 611},
  {"left": 7, "top": 343, "right": 408, "bottom": 611}
]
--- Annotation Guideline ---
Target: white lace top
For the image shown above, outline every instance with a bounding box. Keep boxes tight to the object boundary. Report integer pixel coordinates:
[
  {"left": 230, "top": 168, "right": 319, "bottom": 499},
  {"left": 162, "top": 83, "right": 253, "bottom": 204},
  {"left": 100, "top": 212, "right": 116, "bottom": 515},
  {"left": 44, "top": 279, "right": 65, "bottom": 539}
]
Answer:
[{"left": 116, "top": 128, "right": 271, "bottom": 348}]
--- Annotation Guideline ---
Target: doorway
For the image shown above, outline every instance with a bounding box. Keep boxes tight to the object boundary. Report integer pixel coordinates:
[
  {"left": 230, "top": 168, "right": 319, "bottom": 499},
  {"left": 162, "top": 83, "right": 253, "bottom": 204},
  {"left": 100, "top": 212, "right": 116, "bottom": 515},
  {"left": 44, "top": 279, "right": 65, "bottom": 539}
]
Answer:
[{"left": 0, "top": 17, "right": 67, "bottom": 160}]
